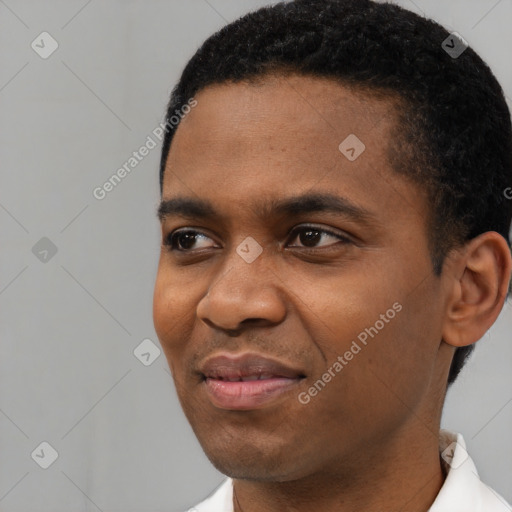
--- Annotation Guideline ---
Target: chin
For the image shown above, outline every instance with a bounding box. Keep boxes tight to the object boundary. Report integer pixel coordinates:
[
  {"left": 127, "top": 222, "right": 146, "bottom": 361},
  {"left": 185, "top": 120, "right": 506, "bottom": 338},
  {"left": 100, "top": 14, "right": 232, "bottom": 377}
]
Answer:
[
  {"left": 196, "top": 434, "right": 307, "bottom": 482},
  {"left": 207, "top": 457, "right": 296, "bottom": 482}
]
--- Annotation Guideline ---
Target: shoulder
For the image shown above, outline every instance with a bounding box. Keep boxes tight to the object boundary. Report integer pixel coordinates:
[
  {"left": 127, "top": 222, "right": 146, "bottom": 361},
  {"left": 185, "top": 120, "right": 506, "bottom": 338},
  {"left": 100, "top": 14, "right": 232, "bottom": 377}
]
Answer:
[
  {"left": 185, "top": 478, "right": 233, "bottom": 512},
  {"left": 430, "top": 430, "right": 511, "bottom": 512}
]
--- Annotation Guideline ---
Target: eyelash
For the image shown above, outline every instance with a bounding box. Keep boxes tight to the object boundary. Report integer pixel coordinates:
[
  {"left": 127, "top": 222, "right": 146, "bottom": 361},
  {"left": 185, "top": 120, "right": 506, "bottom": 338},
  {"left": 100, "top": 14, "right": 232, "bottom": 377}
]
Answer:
[{"left": 163, "top": 225, "right": 351, "bottom": 253}]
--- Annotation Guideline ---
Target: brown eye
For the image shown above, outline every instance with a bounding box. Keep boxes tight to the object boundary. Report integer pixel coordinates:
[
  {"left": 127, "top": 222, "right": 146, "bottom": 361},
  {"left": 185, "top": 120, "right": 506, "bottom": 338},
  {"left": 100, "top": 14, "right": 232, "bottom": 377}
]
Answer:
[
  {"left": 288, "top": 225, "right": 350, "bottom": 249},
  {"left": 175, "top": 231, "right": 198, "bottom": 250},
  {"left": 298, "top": 228, "right": 322, "bottom": 247},
  {"left": 165, "top": 230, "right": 216, "bottom": 251}
]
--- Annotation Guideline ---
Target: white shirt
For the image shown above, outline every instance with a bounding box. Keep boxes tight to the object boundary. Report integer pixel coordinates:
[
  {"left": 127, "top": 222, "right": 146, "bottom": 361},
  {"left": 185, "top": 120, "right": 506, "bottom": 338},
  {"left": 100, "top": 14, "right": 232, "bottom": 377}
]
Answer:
[{"left": 187, "top": 430, "right": 511, "bottom": 512}]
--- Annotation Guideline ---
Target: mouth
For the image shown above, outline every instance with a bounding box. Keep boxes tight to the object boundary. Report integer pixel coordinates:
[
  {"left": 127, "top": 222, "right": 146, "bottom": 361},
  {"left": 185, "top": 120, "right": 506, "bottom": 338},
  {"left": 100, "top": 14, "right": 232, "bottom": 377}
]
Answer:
[{"left": 199, "top": 352, "right": 306, "bottom": 410}]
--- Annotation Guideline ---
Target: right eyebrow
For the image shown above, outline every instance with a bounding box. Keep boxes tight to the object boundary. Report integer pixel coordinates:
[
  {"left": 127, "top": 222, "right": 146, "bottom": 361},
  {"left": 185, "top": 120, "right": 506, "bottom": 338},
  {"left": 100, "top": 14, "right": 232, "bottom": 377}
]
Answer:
[{"left": 157, "top": 197, "right": 218, "bottom": 222}]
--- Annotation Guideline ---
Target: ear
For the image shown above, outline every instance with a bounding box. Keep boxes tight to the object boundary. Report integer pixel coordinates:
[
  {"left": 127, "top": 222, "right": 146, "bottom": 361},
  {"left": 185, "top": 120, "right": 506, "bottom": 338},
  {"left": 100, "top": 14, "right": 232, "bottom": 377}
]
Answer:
[{"left": 442, "top": 231, "right": 512, "bottom": 348}]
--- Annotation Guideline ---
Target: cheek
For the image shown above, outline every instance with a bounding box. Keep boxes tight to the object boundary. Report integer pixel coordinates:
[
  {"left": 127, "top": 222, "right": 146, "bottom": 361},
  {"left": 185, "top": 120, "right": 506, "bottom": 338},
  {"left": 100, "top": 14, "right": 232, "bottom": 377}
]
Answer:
[
  {"left": 348, "top": 289, "right": 443, "bottom": 416},
  {"left": 152, "top": 270, "right": 173, "bottom": 344},
  {"left": 152, "top": 265, "right": 195, "bottom": 366},
  {"left": 295, "top": 263, "right": 438, "bottom": 409},
  {"left": 283, "top": 264, "right": 399, "bottom": 360},
  {"left": 385, "top": 288, "right": 444, "bottom": 381}
]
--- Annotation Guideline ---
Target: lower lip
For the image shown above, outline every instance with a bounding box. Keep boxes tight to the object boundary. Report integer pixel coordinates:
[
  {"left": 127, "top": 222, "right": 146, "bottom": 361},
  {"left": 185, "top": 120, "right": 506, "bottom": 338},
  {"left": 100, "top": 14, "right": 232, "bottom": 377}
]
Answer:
[{"left": 204, "top": 377, "right": 301, "bottom": 410}]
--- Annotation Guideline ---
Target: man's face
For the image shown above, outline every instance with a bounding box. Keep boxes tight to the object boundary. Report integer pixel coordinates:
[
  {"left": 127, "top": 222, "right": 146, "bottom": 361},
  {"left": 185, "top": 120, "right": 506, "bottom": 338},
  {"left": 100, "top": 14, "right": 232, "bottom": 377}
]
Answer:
[{"left": 153, "top": 74, "right": 450, "bottom": 481}]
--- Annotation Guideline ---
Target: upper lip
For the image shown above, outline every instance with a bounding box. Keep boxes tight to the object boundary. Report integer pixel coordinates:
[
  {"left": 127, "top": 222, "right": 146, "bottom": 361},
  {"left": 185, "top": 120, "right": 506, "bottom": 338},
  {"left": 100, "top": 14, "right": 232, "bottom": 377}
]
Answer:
[{"left": 199, "top": 352, "right": 305, "bottom": 381}]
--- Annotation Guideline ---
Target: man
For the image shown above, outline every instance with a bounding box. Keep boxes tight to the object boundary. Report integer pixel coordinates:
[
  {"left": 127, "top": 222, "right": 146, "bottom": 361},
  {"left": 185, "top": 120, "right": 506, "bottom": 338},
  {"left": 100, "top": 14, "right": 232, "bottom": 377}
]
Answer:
[{"left": 152, "top": 0, "right": 512, "bottom": 510}]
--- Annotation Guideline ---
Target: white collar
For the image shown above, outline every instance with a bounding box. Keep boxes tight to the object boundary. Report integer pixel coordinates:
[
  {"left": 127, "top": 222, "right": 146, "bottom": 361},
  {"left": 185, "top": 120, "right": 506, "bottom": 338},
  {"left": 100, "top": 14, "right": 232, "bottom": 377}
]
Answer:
[{"left": 190, "top": 430, "right": 511, "bottom": 512}]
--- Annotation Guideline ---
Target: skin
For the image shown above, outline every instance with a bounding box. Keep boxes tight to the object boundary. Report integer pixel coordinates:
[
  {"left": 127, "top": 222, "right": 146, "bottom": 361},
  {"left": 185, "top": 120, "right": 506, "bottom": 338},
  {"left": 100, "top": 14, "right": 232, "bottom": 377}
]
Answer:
[{"left": 153, "top": 73, "right": 512, "bottom": 512}]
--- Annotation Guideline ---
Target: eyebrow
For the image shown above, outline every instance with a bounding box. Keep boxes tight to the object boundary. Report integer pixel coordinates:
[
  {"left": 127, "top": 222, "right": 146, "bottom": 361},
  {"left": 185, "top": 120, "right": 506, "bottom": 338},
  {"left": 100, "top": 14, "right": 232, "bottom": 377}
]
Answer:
[{"left": 157, "top": 192, "right": 377, "bottom": 226}]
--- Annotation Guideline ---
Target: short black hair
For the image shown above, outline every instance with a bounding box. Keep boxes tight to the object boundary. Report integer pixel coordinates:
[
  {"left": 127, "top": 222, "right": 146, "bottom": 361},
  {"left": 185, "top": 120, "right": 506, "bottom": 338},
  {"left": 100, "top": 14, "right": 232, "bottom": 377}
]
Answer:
[{"left": 159, "top": 0, "right": 512, "bottom": 385}]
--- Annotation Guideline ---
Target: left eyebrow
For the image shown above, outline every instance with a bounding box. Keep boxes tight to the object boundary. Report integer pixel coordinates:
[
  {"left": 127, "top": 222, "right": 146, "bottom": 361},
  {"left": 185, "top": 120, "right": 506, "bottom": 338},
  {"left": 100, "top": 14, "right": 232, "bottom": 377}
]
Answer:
[
  {"left": 265, "top": 192, "right": 376, "bottom": 225},
  {"left": 157, "top": 191, "right": 378, "bottom": 227}
]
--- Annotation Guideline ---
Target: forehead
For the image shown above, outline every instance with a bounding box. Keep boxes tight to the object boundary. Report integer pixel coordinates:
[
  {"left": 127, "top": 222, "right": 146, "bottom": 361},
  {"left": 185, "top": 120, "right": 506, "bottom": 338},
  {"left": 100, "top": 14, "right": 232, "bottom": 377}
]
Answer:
[
  {"left": 167, "top": 74, "right": 397, "bottom": 160},
  {"left": 161, "top": 74, "right": 421, "bottom": 225}
]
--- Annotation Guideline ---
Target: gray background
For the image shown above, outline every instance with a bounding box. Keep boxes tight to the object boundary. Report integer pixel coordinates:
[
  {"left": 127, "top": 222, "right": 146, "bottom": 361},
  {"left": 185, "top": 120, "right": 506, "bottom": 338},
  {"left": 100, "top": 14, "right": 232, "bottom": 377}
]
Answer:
[{"left": 0, "top": 0, "right": 511, "bottom": 510}]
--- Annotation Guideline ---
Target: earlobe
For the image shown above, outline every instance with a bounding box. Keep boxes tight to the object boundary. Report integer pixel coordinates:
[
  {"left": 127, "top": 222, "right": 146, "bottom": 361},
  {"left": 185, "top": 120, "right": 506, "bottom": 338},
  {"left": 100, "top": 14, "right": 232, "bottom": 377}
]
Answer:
[{"left": 442, "top": 232, "right": 512, "bottom": 348}]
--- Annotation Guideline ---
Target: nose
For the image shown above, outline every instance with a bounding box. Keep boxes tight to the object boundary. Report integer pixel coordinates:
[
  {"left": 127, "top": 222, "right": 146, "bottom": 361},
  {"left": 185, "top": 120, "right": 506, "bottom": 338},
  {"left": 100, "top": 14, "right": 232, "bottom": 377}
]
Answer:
[{"left": 196, "top": 247, "right": 287, "bottom": 334}]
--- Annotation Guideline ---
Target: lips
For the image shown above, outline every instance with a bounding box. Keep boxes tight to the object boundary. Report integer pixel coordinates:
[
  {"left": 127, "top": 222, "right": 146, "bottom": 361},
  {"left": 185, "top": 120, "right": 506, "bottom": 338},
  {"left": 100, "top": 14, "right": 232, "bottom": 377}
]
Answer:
[
  {"left": 201, "top": 353, "right": 304, "bottom": 381},
  {"left": 199, "top": 352, "right": 305, "bottom": 410}
]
